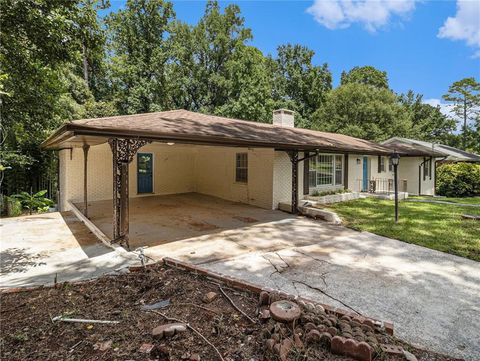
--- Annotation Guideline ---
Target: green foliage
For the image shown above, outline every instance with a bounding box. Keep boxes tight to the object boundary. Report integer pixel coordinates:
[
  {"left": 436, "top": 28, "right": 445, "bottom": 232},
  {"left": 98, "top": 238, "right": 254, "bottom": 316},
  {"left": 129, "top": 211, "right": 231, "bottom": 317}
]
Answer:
[
  {"left": 168, "top": 1, "right": 263, "bottom": 119},
  {"left": 311, "top": 189, "right": 351, "bottom": 197},
  {"left": 107, "top": 0, "right": 175, "bottom": 114},
  {"left": 436, "top": 163, "right": 480, "bottom": 197},
  {"left": 12, "top": 190, "right": 54, "bottom": 214},
  {"left": 340, "top": 66, "right": 388, "bottom": 89},
  {"left": 311, "top": 83, "right": 410, "bottom": 142},
  {"left": 399, "top": 90, "right": 457, "bottom": 143},
  {"left": 270, "top": 44, "right": 332, "bottom": 127},
  {"left": 4, "top": 196, "right": 23, "bottom": 217},
  {"left": 442, "top": 77, "right": 480, "bottom": 149}
]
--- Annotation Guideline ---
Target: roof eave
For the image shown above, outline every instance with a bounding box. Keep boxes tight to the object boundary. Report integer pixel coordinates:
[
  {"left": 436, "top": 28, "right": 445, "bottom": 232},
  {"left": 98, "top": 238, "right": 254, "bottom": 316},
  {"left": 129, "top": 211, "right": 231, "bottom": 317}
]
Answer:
[{"left": 42, "top": 123, "right": 392, "bottom": 155}]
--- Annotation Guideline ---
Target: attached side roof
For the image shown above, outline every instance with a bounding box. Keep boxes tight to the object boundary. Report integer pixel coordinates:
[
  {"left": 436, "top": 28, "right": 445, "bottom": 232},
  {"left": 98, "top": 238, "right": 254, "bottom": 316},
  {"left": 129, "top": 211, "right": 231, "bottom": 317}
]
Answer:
[
  {"left": 382, "top": 137, "right": 480, "bottom": 161},
  {"left": 42, "top": 109, "right": 392, "bottom": 155}
]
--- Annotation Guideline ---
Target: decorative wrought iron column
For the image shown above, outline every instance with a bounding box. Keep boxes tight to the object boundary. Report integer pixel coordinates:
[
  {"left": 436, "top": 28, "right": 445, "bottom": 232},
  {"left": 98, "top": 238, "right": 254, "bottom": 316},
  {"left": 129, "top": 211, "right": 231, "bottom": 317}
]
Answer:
[
  {"left": 82, "top": 144, "right": 90, "bottom": 218},
  {"left": 288, "top": 151, "right": 299, "bottom": 215},
  {"left": 108, "top": 138, "right": 151, "bottom": 249}
]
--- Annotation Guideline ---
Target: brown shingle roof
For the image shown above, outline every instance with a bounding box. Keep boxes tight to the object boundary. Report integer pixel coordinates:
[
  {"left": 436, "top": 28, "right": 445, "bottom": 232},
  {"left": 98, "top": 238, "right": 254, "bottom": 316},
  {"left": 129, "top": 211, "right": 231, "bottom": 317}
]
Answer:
[{"left": 42, "top": 109, "right": 392, "bottom": 154}]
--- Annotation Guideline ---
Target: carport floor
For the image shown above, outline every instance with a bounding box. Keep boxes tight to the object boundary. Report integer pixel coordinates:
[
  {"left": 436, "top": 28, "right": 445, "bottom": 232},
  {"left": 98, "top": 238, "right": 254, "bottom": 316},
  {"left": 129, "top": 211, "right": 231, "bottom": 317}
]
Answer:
[{"left": 84, "top": 193, "right": 291, "bottom": 250}]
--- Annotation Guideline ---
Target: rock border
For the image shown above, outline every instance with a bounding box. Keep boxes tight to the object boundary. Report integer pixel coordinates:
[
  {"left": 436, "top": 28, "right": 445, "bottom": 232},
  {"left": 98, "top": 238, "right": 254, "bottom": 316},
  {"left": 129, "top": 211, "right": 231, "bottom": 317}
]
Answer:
[{"left": 162, "top": 257, "right": 394, "bottom": 336}]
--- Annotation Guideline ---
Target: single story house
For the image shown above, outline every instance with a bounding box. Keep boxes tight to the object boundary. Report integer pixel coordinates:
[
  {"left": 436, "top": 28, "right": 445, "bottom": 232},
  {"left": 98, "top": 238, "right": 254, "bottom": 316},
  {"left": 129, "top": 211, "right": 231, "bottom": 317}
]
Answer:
[{"left": 42, "top": 109, "right": 441, "bottom": 247}]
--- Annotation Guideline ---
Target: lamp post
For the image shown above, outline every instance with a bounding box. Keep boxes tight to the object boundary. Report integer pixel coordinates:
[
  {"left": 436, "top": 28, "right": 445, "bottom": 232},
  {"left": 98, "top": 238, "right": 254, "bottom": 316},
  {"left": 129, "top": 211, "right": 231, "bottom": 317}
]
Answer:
[{"left": 390, "top": 151, "right": 401, "bottom": 223}]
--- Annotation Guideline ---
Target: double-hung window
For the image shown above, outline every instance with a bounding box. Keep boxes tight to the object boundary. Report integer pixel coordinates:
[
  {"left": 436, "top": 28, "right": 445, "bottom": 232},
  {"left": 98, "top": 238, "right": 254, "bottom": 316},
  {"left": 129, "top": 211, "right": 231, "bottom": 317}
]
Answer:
[
  {"left": 235, "top": 153, "right": 248, "bottom": 183},
  {"left": 379, "top": 157, "right": 386, "bottom": 172},
  {"left": 309, "top": 154, "right": 343, "bottom": 187}
]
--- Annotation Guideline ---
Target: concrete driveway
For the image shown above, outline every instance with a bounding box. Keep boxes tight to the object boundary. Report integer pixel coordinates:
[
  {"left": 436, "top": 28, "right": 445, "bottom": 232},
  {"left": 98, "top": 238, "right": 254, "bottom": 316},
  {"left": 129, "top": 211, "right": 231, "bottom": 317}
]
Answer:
[
  {"left": 2, "top": 206, "right": 478, "bottom": 360},
  {"left": 194, "top": 219, "right": 479, "bottom": 361},
  {"left": 0, "top": 212, "right": 136, "bottom": 288}
]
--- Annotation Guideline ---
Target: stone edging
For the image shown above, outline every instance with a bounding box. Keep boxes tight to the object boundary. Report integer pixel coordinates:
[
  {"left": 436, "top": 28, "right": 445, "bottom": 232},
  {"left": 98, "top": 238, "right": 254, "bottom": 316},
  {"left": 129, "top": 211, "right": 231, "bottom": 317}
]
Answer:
[{"left": 162, "top": 257, "right": 394, "bottom": 336}]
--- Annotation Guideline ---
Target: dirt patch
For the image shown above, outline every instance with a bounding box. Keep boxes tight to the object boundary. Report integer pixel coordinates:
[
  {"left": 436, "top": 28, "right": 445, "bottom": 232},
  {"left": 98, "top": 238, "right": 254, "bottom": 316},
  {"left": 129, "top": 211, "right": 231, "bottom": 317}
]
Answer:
[
  {"left": 0, "top": 265, "right": 457, "bottom": 361},
  {"left": 232, "top": 216, "right": 258, "bottom": 223}
]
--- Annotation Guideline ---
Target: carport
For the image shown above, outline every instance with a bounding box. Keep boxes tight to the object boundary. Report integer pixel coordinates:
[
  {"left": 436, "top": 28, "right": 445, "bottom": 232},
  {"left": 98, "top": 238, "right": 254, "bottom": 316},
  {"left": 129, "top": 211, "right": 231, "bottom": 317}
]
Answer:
[
  {"left": 42, "top": 109, "right": 390, "bottom": 249},
  {"left": 74, "top": 193, "right": 290, "bottom": 250}
]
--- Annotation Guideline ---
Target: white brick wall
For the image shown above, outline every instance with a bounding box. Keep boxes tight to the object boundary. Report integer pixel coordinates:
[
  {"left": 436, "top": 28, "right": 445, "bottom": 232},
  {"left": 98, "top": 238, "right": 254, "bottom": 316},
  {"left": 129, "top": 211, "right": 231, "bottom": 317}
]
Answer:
[
  {"left": 347, "top": 154, "right": 434, "bottom": 195},
  {"left": 59, "top": 143, "right": 277, "bottom": 211},
  {"left": 272, "top": 151, "right": 304, "bottom": 209},
  {"left": 193, "top": 146, "right": 275, "bottom": 209},
  {"left": 398, "top": 156, "right": 435, "bottom": 195}
]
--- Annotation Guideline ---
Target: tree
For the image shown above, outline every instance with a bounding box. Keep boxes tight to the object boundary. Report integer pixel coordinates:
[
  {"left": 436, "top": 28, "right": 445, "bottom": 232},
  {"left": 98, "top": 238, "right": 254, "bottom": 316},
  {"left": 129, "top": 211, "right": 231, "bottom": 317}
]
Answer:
[
  {"left": 77, "top": 0, "right": 110, "bottom": 98},
  {"left": 270, "top": 44, "right": 332, "bottom": 127},
  {"left": 214, "top": 46, "right": 274, "bottom": 122},
  {"left": 399, "top": 91, "right": 456, "bottom": 143},
  {"left": 106, "top": 0, "right": 175, "bottom": 114},
  {"left": 340, "top": 66, "right": 389, "bottom": 89},
  {"left": 311, "top": 83, "right": 410, "bottom": 142},
  {"left": 442, "top": 77, "right": 480, "bottom": 149},
  {"left": 168, "top": 1, "right": 255, "bottom": 117},
  {"left": 0, "top": 0, "right": 85, "bottom": 194}
]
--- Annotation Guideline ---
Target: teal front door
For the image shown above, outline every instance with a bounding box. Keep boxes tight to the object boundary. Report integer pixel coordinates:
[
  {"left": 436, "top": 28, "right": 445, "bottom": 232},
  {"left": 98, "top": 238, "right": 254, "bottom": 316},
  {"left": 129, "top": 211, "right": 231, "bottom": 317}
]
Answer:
[
  {"left": 362, "top": 157, "right": 368, "bottom": 192},
  {"left": 137, "top": 153, "right": 153, "bottom": 193}
]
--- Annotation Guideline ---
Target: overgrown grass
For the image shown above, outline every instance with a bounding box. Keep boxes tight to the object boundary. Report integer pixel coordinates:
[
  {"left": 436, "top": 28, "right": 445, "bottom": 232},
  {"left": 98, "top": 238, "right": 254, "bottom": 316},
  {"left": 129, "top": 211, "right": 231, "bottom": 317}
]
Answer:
[
  {"left": 409, "top": 196, "right": 480, "bottom": 205},
  {"left": 325, "top": 198, "right": 480, "bottom": 262}
]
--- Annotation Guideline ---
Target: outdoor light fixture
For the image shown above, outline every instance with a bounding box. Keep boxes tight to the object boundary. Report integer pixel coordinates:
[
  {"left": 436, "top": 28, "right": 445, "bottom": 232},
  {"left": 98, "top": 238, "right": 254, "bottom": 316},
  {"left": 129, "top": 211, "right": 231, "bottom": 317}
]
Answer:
[
  {"left": 390, "top": 151, "right": 401, "bottom": 223},
  {"left": 390, "top": 151, "right": 400, "bottom": 166},
  {"left": 167, "top": 142, "right": 175, "bottom": 146},
  {"left": 356, "top": 158, "right": 361, "bottom": 164}
]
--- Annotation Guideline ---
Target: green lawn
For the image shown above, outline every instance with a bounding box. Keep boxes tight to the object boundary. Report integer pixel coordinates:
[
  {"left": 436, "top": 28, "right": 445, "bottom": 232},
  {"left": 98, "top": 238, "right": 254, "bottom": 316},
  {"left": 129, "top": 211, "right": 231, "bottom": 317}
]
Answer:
[
  {"left": 325, "top": 197, "right": 480, "bottom": 262},
  {"left": 409, "top": 196, "right": 480, "bottom": 205}
]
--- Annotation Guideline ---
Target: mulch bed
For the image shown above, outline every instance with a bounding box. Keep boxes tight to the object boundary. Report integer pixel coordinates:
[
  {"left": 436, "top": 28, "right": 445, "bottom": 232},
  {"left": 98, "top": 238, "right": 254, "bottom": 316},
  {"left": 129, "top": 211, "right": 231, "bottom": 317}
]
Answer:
[{"left": 0, "top": 265, "right": 458, "bottom": 361}]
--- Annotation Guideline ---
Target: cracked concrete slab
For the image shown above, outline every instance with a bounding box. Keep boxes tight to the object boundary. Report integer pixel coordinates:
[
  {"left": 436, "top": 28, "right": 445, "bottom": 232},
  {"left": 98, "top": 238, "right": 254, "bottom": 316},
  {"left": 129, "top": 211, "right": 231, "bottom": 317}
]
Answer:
[
  {"left": 203, "top": 219, "right": 480, "bottom": 361},
  {"left": 0, "top": 212, "right": 137, "bottom": 288}
]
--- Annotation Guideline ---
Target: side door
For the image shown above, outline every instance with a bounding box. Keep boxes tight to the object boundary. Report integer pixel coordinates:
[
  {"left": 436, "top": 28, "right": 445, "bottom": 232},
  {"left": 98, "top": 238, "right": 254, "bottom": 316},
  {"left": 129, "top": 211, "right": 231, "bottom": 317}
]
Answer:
[{"left": 137, "top": 153, "right": 153, "bottom": 193}]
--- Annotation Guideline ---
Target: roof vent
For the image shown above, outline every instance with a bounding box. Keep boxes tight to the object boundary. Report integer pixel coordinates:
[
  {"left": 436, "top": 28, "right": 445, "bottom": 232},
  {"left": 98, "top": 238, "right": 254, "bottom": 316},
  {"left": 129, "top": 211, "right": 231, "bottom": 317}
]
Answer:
[{"left": 273, "top": 109, "right": 295, "bottom": 128}]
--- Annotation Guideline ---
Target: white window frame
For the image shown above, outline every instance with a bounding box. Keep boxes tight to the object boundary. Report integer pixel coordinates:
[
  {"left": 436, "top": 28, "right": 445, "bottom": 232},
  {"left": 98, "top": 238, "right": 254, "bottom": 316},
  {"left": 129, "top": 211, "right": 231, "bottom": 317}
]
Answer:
[
  {"left": 235, "top": 152, "right": 248, "bottom": 183},
  {"left": 380, "top": 156, "right": 386, "bottom": 172},
  {"left": 309, "top": 154, "right": 343, "bottom": 188}
]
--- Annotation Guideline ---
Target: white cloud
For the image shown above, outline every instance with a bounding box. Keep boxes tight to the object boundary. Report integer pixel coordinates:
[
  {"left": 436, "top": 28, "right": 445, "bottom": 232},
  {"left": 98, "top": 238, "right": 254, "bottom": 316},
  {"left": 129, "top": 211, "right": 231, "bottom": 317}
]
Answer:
[
  {"left": 438, "top": 0, "right": 480, "bottom": 56},
  {"left": 423, "top": 98, "right": 468, "bottom": 133},
  {"left": 424, "top": 98, "right": 455, "bottom": 118},
  {"left": 306, "top": 0, "right": 417, "bottom": 32}
]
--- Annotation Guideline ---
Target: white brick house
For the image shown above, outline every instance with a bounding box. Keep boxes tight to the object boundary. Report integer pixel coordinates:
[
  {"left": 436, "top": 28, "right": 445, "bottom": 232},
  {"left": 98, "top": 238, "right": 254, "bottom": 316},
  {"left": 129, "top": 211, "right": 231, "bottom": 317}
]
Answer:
[{"left": 43, "top": 109, "right": 441, "bottom": 246}]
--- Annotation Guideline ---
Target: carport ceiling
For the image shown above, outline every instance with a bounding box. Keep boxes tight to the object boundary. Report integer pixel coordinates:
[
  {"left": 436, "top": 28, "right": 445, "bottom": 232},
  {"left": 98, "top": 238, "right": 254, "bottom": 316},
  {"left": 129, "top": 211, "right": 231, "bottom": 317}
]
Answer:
[{"left": 42, "top": 109, "right": 392, "bottom": 155}]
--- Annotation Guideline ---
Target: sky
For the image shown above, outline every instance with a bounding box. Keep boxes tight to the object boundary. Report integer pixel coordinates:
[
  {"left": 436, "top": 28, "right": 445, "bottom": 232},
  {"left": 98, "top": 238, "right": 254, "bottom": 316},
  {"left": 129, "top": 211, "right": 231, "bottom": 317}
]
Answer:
[{"left": 107, "top": 0, "right": 480, "bottom": 122}]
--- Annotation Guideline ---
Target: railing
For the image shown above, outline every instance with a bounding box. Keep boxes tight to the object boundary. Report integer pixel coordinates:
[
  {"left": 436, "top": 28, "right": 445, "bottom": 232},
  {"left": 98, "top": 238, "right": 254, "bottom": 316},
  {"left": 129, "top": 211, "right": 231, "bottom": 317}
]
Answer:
[{"left": 355, "top": 178, "right": 407, "bottom": 193}]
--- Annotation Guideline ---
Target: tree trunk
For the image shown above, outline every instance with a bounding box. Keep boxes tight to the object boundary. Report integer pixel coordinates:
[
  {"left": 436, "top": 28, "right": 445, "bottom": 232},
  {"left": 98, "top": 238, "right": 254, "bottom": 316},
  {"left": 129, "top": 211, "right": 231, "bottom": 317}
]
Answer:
[{"left": 83, "top": 43, "right": 89, "bottom": 87}]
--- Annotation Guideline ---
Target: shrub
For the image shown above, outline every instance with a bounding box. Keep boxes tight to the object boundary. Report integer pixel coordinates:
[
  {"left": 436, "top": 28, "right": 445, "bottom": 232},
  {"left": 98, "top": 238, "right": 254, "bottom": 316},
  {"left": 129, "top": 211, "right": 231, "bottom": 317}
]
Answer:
[
  {"left": 12, "top": 190, "right": 54, "bottom": 214},
  {"left": 310, "top": 188, "right": 351, "bottom": 197},
  {"left": 6, "top": 196, "right": 23, "bottom": 217},
  {"left": 436, "top": 163, "right": 480, "bottom": 197}
]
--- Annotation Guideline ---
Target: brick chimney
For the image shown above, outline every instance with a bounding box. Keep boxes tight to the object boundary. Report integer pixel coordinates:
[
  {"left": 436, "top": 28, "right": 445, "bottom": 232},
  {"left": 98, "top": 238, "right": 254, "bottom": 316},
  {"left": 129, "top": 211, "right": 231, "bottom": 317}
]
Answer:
[{"left": 272, "top": 109, "right": 295, "bottom": 127}]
